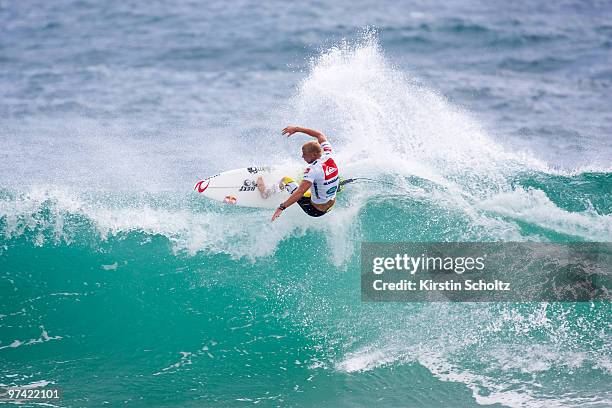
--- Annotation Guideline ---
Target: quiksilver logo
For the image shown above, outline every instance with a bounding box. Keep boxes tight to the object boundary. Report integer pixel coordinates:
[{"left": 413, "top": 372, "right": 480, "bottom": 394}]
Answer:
[{"left": 324, "top": 166, "right": 336, "bottom": 176}]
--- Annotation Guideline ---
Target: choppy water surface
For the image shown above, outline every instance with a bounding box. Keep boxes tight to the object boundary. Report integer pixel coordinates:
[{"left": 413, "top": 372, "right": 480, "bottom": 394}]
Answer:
[{"left": 1, "top": 1, "right": 611, "bottom": 407}]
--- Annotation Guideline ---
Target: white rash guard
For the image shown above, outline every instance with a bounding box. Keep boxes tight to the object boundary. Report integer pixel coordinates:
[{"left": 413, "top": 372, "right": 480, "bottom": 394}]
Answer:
[{"left": 302, "top": 141, "right": 340, "bottom": 204}]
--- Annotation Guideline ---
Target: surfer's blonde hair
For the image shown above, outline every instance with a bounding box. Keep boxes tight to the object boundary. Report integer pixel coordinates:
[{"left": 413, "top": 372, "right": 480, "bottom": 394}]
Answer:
[{"left": 302, "top": 141, "right": 322, "bottom": 157}]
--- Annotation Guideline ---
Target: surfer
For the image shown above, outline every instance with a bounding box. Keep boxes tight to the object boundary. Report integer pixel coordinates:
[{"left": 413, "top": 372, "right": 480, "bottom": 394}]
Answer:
[{"left": 257, "top": 126, "right": 340, "bottom": 221}]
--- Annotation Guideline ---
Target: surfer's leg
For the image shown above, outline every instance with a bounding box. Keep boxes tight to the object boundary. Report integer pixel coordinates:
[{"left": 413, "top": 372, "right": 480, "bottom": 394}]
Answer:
[
  {"left": 295, "top": 196, "right": 328, "bottom": 217},
  {"left": 256, "top": 176, "right": 273, "bottom": 199}
]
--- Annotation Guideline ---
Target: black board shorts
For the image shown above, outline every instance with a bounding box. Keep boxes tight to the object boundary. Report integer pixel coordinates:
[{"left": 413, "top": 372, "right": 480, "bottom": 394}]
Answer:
[{"left": 297, "top": 196, "right": 331, "bottom": 217}]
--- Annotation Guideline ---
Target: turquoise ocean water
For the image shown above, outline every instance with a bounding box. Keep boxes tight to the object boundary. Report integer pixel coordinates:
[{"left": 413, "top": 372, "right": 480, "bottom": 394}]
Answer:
[{"left": 1, "top": 1, "right": 611, "bottom": 407}]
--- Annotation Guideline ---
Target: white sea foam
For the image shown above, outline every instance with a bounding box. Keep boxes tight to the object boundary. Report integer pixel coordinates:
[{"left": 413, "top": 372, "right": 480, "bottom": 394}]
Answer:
[
  {"left": 334, "top": 302, "right": 611, "bottom": 408},
  {"left": 0, "top": 33, "right": 609, "bottom": 259},
  {"left": 0, "top": 326, "right": 62, "bottom": 350},
  {"left": 479, "top": 187, "right": 612, "bottom": 241}
]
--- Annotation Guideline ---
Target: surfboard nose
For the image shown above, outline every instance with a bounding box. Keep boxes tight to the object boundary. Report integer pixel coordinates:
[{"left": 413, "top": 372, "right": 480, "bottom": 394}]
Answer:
[{"left": 194, "top": 179, "right": 210, "bottom": 193}]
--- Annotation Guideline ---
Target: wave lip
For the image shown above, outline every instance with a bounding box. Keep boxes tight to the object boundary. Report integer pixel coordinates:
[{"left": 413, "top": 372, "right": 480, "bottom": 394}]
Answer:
[{"left": 479, "top": 186, "right": 612, "bottom": 241}]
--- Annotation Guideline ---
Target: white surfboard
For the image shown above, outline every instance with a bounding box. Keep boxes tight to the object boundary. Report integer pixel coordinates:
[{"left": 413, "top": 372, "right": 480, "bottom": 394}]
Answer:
[{"left": 194, "top": 166, "right": 301, "bottom": 208}]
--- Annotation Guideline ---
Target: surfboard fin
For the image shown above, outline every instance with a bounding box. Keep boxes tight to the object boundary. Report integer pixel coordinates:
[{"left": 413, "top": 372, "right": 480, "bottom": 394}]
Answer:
[{"left": 338, "top": 178, "right": 356, "bottom": 192}]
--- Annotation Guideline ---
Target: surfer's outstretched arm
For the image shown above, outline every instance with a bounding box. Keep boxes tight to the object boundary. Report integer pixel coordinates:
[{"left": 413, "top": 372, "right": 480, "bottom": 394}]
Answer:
[
  {"left": 282, "top": 126, "right": 327, "bottom": 144},
  {"left": 271, "top": 180, "right": 312, "bottom": 221}
]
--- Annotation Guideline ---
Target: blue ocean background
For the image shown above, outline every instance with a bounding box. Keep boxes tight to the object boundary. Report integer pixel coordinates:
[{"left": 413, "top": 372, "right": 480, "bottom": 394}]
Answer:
[{"left": 1, "top": 1, "right": 611, "bottom": 407}]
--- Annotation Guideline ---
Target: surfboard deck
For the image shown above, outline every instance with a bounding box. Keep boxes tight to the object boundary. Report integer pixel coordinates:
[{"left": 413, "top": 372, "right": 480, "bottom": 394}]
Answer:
[{"left": 194, "top": 166, "right": 301, "bottom": 209}]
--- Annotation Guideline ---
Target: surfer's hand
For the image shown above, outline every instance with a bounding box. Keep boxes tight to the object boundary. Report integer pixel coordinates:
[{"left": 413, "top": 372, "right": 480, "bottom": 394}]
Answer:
[
  {"left": 282, "top": 126, "right": 298, "bottom": 137},
  {"left": 271, "top": 207, "right": 283, "bottom": 221}
]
